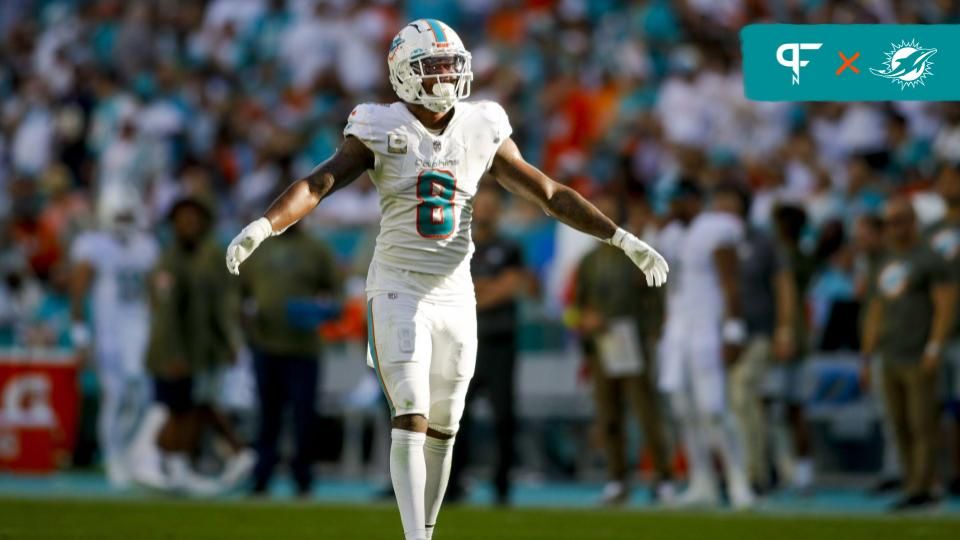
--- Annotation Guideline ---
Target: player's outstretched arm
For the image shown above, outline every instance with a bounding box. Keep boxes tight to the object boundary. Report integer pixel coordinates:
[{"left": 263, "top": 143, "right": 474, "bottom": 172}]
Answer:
[
  {"left": 69, "top": 261, "right": 94, "bottom": 357},
  {"left": 226, "top": 136, "right": 374, "bottom": 275},
  {"left": 489, "top": 138, "right": 668, "bottom": 287}
]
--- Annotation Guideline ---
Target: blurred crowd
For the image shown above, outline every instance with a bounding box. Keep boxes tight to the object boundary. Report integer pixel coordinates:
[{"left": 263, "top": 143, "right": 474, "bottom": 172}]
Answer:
[{"left": 2, "top": 0, "right": 960, "bottom": 508}]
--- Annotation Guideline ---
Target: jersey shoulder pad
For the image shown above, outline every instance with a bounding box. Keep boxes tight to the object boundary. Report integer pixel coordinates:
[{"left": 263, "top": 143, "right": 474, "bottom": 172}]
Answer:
[
  {"left": 468, "top": 100, "right": 512, "bottom": 142},
  {"left": 655, "top": 221, "right": 686, "bottom": 258},
  {"left": 70, "top": 231, "right": 104, "bottom": 263},
  {"left": 135, "top": 232, "right": 161, "bottom": 263},
  {"left": 659, "top": 220, "right": 685, "bottom": 239},
  {"left": 701, "top": 212, "right": 744, "bottom": 246},
  {"left": 343, "top": 102, "right": 401, "bottom": 145}
]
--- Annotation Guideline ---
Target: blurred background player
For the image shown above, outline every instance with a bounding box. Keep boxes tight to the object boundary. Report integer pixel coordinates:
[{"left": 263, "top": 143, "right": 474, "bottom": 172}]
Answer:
[
  {"left": 575, "top": 188, "right": 674, "bottom": 505},
  {"left": 728, "top": 192, "right": 785, "bottom": 494},
  {"left": 225, "top": 18, "right": 667, "bottom": 540},
  {"left": 861, "top": 197, "right": 957, "bottom": 510},
  {"left": 852, "top": 213, "right": 903, "bottom": 493},
  {"left": 239, "top": 220, "right": 340, "bottom": 498},
  {"left": 660, "top": 182, "right": 754, "bottom": 509},
  {"left": 766, "top": 204, "right": 816, "bottom": 492},
  {"left": 656, "top": 179, "right": 704, "bottom": 353},
  {"left": 447, "top": 186, "right": 526, "bottom": 506},
  {"left": 69, "top": 185, "right": 158, "bottom": 487},
  {"left": 655, "top": 180, "right": 702, "bottom": 496},
  {"left": 147, "top": 195, "right": 254, "bottom": 495}
]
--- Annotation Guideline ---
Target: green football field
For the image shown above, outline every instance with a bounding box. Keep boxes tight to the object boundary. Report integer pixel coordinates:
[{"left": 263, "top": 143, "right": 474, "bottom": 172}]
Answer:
[{"left": 0, "top": 498, "right": 957, "bottom": 540}]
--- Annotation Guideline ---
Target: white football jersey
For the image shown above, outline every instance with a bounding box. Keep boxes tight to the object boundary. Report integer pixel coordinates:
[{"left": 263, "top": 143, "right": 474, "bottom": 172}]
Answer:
[
  {"left": 70, "top": 230, "right": 159, "bottom": 361},
  {"left": 344, "top": 101, "right": 511, "bottom": 299},
  {"left": 672, "top": 211, "right": 744, "bottom": 322},
  {"left": 656, "top": 219, "right": 690, "bottom": 312}
]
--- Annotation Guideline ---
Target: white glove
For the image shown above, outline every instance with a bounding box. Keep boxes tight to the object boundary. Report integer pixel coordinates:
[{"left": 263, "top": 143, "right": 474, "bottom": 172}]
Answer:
[
  {"left": 608, "top": 228, "right": 669, "bottom": 287},
  {"left": 225, "top": 217, "right": 274, "bottom": 275}
]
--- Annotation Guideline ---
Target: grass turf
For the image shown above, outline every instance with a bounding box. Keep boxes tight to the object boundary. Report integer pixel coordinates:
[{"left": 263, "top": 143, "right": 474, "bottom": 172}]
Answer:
[{"left": 0, "top": 498, "right": 957, "bottom": 540}]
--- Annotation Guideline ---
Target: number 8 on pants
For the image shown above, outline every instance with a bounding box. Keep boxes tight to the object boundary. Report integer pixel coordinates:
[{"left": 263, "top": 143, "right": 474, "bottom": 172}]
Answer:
[{"left": 366, "top": 292, "right": 477, "bottom": 436}]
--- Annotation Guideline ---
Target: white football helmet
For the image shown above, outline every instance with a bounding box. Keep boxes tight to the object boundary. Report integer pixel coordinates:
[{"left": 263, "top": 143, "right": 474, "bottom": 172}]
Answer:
[
  {"left": 387, "top": 19, "right": 473, "bottom": 113},
  {"left": 97, "top": 183, "right": 144, "bottom": 234}
]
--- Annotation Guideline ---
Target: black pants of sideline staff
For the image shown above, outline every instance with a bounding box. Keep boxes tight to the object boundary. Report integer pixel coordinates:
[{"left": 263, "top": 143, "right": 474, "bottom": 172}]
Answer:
[
  {"left": 448, "top": 334, "right": 517, "bottom": 504},
  {"left": 252, "top": 350, "right": 320, "bottom": 496}
]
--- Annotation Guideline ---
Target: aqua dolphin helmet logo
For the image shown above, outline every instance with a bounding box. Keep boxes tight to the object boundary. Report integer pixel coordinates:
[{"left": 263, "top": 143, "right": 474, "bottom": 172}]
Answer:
[{"left": 870, "top": 39, "right": 937, "bottom": 89}]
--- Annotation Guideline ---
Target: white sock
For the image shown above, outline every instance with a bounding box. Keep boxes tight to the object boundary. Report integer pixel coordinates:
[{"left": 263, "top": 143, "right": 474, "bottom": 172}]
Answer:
[
  {"left": 680, "top": 416, "right": 714, "bottom": 494},
  {"left": 391, "top": 429, "right": 427, "bottom": 540},
  {"left": 707, "top": 413, "right": 752, "bottom": 499},
  {"left": 165, "top": 452, "right": 191, "bottom": 482},
  {"left": 671, "top": 388, "right": 716, "bottom": 498},
  {"left": 793, "top": 457, "right": 814, "bottom": 488},
  {"left": 97, "top": 377, "right": 123, "bottom": 465},
  {"left": 423, "top": 435, "right": 455, "bottom": 539},
  {"left": 129, "top": 405, "right": 167, "bottom": 459}
]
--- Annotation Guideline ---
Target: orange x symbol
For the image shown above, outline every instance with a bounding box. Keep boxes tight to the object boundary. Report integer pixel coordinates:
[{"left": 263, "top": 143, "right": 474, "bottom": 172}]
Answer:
[{"left": 836, "top": 51, "right": 860, "bottom": 75}]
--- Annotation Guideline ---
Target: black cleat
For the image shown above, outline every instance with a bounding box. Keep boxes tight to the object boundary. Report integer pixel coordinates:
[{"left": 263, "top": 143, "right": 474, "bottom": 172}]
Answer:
[
  {"left": 890, "top": 492, "right": 937, "bottom": 511},
  {"left": 949, "top": 478, "right": 960, "bottom": 497},
  {"left": 870, "top": 477, "right": 902, "bottom": 495}
]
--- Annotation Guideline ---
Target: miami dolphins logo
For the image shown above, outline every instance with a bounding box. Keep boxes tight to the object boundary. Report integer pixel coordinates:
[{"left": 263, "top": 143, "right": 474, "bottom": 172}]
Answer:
[
  {"left": 931, "top": 229, "right": 960, "bottom": 260},
  {"left": 878, "top": 261, "right": 910, "bottom": 298},
  {"left": 870, "top": 39, "right": 937, "bottom": 89},
  {"left": 388, "top": 36, "right": 404, "bottom": 61}
]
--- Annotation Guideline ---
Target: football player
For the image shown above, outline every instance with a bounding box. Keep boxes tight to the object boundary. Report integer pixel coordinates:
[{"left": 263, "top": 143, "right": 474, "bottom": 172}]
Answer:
[
  {"left": 70, "top": 185, "right": 159, "bottom": 487},
  {"left": 659, "top": 182, "right": 755, "bottom": 509},
  {"left": 226, "top": 19, "right": 668, "bottom": 540}
]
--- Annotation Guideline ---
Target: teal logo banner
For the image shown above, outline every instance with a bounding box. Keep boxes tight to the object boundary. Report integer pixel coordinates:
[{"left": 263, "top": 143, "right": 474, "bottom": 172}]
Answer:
[{"left": 742, "top": 25, "right": 959, "bottom": 101}]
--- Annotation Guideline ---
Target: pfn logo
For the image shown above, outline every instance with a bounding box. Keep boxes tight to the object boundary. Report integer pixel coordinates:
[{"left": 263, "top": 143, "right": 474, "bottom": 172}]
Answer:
[{"left": 777, "top": 43, "right": 823, "bottom": 85}]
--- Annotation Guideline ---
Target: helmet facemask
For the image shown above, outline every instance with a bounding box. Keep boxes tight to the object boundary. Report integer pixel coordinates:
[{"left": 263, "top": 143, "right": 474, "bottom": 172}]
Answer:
[{"left": 393, "top": 51, "right": 473, "bottom": 113}]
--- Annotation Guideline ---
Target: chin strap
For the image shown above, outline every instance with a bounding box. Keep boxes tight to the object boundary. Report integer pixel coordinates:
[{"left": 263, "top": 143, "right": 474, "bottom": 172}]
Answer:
[{"left": 419, "top": 82, "right": 458, "bottom": 113}]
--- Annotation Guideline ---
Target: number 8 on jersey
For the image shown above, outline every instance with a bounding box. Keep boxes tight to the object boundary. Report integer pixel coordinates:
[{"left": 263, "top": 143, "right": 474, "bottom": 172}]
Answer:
[{"left": 417, "top": 170, "right": 456, "bottom": 238}]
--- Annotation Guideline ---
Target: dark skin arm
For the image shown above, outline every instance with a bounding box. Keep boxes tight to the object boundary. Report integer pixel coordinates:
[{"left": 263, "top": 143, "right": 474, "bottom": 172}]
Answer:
[
  {"left": 861, "top": 298, "right": 882, "bottom": 357},
  {"left": 714, "top": 245, "right": 743, "bottom": 365},
  {"left": 924, "top": 282, "right": 958, "bottom": 373},
  {"left": 489, "top": 136, "right": 636, "bottom": 332},
  {"left": 69, "top": 262, "right": 94, "bottom": 362},
  {"left": 773, "top": 268, "right": 798, "bottom": 361},
  {"left": 262, "top": 136, "right": 374, "bottom": 232},
  {"left": 715, "top": 245, "right": 743, "bottom": 320},
  {"left": 69, "top": 263, "right": 93, "bottom": 324},
  {"left": 489, "top": 138, "right": 618, "bottom": 240},
  {"left": 859, "top": 297, "right": 883, "bottom": 389}
]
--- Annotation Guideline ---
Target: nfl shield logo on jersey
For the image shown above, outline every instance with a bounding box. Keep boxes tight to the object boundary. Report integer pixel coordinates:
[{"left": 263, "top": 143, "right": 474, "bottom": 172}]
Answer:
[
  {"left": 433, "top": 139, "right": 442, "bottom": 152},
  {"left": 388, "top": 133, "right": 407, "bottom": 154}
]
